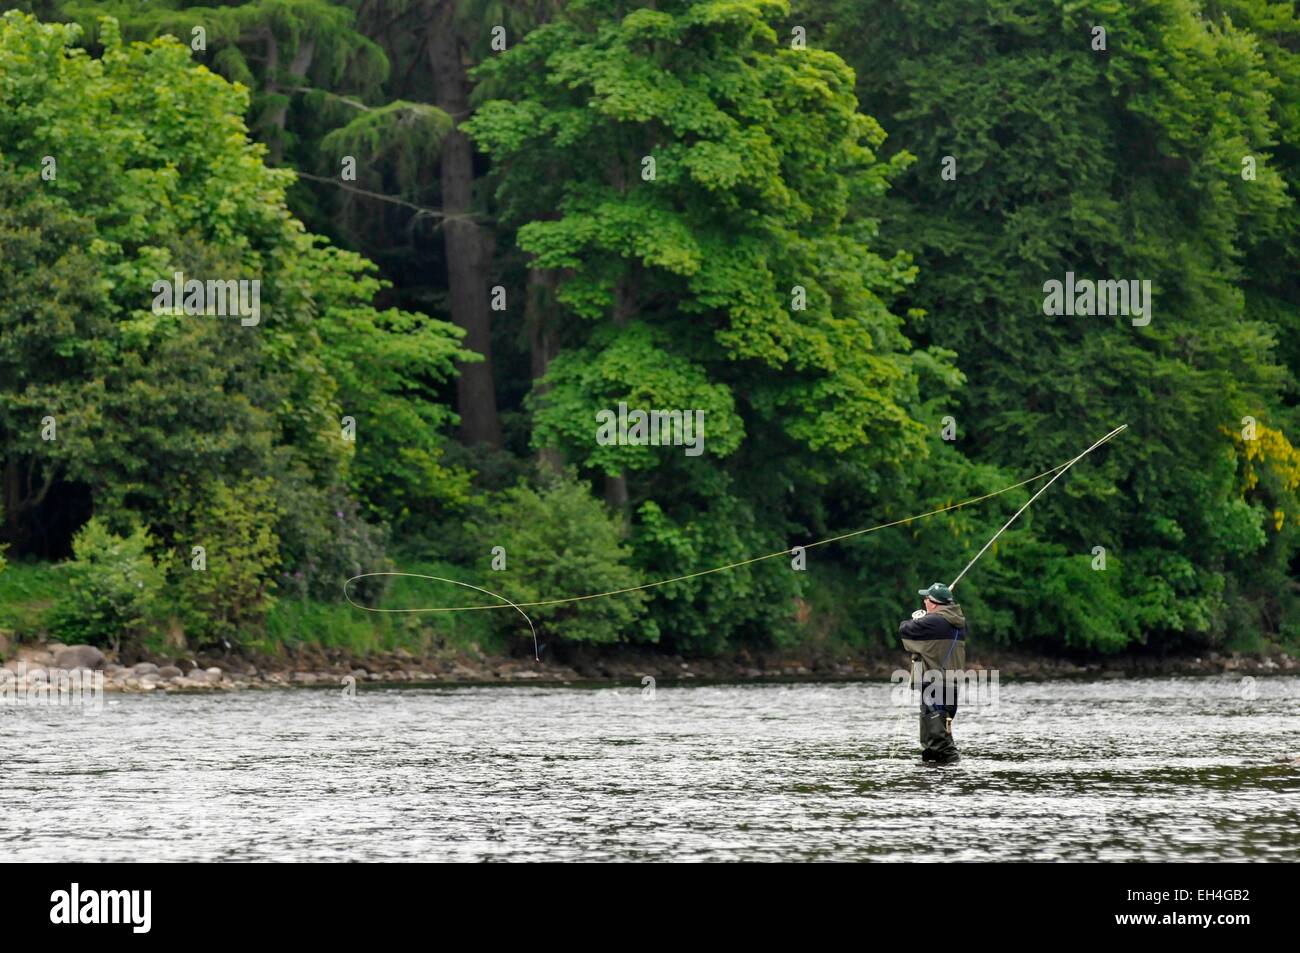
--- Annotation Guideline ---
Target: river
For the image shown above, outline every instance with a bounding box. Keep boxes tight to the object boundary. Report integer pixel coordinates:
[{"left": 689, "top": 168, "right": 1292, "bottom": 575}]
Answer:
[{"left": 3, "top": 676, "right": 1297, "bottom": 861}]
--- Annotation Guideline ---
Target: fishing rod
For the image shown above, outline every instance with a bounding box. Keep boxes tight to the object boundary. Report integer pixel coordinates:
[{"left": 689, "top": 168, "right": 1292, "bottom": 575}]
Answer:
[{"left": 948, "top": 424, "right": 1127, "bottom": 590}]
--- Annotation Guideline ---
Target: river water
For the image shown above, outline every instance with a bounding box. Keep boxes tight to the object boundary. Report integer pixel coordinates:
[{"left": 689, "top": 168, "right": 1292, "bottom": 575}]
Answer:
[{"left": 3, "top": 676, "right": 1297, "bottom": 862}]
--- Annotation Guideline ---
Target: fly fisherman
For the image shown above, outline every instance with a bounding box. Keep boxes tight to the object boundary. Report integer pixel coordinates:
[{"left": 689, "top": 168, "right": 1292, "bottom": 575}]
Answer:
[{"left": 899, "top": 583, "right": 966, "bottom": 765}]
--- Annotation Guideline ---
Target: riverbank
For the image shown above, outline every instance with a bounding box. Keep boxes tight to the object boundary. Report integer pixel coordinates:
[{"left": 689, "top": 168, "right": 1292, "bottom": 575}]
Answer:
[{"left": 2, "top": 638, "right": 1296, "bottom": 693}]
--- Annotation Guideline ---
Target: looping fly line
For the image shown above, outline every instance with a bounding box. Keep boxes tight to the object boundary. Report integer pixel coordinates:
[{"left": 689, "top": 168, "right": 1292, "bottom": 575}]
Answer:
[{"left": 343, "top": 425, "right": 1127, "bottom": 662}]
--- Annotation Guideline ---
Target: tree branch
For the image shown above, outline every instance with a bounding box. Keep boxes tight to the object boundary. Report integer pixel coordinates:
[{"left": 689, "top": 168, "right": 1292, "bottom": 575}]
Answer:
[
  {"left": 292, "top": 171, "right": 488, "bottom": 225},
  {"left": 285, "top": 86, "right": 372, "bottom": 111}
]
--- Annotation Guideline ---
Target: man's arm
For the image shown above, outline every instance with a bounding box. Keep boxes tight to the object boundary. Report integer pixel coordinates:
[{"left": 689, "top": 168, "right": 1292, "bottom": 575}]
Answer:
[{"left": 898, "top": 612, "right": 948, "bottom": 640}]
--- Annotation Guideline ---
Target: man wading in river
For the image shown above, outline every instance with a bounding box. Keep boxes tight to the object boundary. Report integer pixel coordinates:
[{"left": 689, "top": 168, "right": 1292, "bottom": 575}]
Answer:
[{"left": 899, "top": 583, "right": 966, "bottom": 765}]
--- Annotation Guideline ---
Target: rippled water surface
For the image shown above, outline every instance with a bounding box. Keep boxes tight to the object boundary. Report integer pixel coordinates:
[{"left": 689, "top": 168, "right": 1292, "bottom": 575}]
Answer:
[{"left": 3, "top": 676, "right": 1298, "bottom": 861}]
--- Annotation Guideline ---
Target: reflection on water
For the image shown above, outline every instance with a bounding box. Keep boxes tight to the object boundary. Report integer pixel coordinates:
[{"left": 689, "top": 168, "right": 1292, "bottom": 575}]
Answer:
[{"left": 3, "top": 676, "right": 1297, "bottom": 861}]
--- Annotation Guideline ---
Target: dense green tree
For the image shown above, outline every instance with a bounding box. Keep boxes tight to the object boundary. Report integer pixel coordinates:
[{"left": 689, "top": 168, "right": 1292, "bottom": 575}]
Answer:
[
  {"left": 1214, "top": 0, "right": 1300, "bottom": 393},
  {"left": 47, "top": 0, "right": 387, "bottom": 165},
  {"left": 0, "top": 169, "right": 109, "bottom": 555},
  {"left": 804, "top": 0, "right": 1300, "bottom": 647},
  {"left": 468, "top": 0, "right": 962, "bottom": 651},
  {"left": 0, "top": 12, "right": 465, "bottom": 627},
  {"left": 37, "top": 0, "right": 514, "bottom": 452}
]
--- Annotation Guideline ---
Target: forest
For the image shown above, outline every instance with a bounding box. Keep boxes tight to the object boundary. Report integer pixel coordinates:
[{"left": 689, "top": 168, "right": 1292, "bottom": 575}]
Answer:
[{"left": 1, "top": 0, "right": 1298, "bottom": 664}]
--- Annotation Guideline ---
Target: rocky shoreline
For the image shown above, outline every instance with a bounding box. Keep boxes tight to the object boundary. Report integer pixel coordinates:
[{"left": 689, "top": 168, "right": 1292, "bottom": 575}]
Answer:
[{"left": 1, "top": 638, "right": 1296, "bottom": 694}]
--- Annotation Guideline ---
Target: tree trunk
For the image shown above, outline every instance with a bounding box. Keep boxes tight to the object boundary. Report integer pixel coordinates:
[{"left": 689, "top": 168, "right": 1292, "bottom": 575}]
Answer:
[
  {"left": 2, "top": 457, "right": 21, "bottom": 550},
  {"left": 0, "top": 455, "right": 49, "bottom": 554},
  {"left": 604, "top": 473, "right": 629, "bottom": 510},
  {"left": 427, "top": 1, "right": 503, "bottom": 448},
  {"left": 604, "top": 266, "right": 638, "bottom": 517},
  {"left": 264, "top": 35, "right": 315, "bottom": 165},
  {"left": 526, "top": 268, "right": 564, "bottom": 475}
]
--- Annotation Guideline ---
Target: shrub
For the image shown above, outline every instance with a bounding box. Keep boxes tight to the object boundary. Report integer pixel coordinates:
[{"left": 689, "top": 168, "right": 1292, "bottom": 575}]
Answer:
[
  {"left": 273, "top": 473, "right": 391, "bottom": 605},
  {"left": 47, "top": 518, "right": 163, "bottom": 650},
  {"left": 466, "top": 474, "right": 651, "bottom": 649},
  {"left": 173, "top": 478, "right": 281, "bottom": 647}
]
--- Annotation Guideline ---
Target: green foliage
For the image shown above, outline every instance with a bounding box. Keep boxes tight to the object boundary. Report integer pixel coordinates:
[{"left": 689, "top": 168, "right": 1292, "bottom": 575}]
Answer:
[
  {"left": 811, "top": 0, "right": 1300, "bottom": 649},
  {"left": 0, "top": 560, "right": 63, "bottom": 638},
  {"left": 466, "top": 0, "right": 967, "bottom": 655},
  {"left": 46, "top": 518, "right": 164, "bottom": 649},
  {"left": 467, "top": 475, "right": 650, "bottom": 647},
  {"left": 298, "top": 240, "right": 474, "bottom": 528},
  {"left": 4, "top": 1, "right": 1300, "bottom": 660},
  {"left": 49, "top": 0, "right": 389, "bottom": 164},
  {"left": 531, "top": 323, "right": 744, "bottom": 474},
  {"left": 261, "top": 596, "right": 404, "bottom": 658},
  {"left": 0, "top": 11, "right": 465, "bottom": 603},
  {"left": 273, "top": 478, "right": 390, "bottom": 604},
  {"left": 259, "top": 555, "right": 503, "bottom": 658},
  {"left": 634, "top": 491, "right": 802, "bottom": 654},
  {"left": 320, "top": 100, "right": 453, "bottom": 194},
  {"left": 470, "top": 0, "right": 940, "bottom": 474}
]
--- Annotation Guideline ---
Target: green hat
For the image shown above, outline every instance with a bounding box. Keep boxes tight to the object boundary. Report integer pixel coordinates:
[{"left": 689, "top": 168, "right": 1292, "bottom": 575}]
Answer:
[{"left": 918, "top": 582, "right": 953, "bottom": 604}]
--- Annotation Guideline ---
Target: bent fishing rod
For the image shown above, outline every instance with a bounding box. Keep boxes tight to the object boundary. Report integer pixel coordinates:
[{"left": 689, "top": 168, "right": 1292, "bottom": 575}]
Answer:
[{"left": 949, "top": 424, "right": 1127, "bottom": 591}]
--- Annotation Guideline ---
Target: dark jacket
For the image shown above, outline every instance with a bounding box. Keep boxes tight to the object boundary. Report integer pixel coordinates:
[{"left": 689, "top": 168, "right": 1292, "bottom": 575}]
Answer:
[{"left": 899, "top": 603, "right": 967, "bottom": 674}]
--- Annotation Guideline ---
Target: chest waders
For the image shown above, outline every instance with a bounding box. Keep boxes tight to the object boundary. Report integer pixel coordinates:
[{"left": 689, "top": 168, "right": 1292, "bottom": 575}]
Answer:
[{"left": 919, "top": 625, "right": 962, "bottom": 765}]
